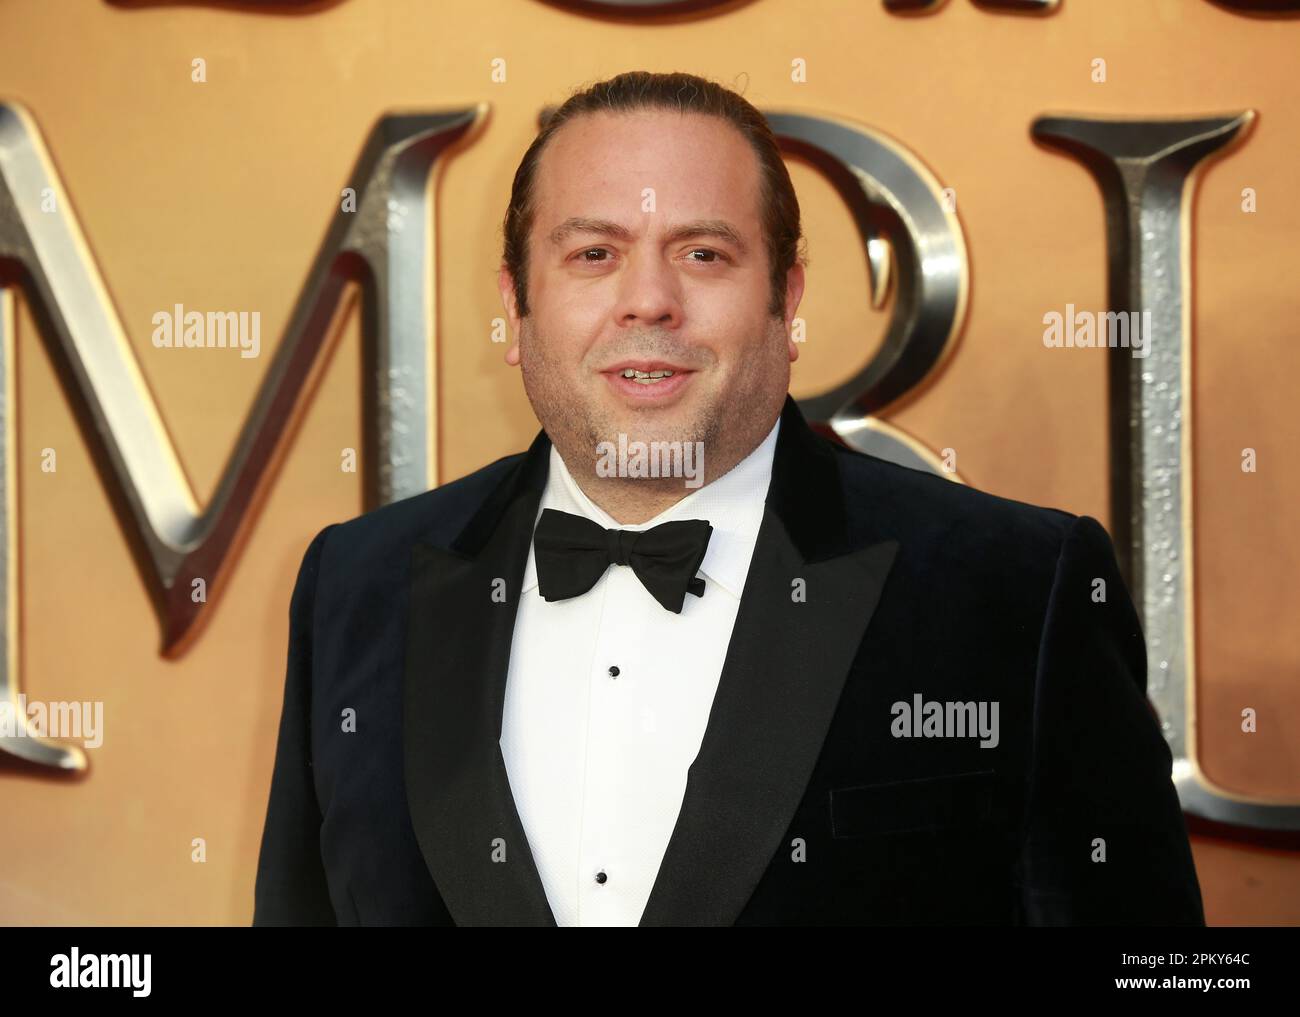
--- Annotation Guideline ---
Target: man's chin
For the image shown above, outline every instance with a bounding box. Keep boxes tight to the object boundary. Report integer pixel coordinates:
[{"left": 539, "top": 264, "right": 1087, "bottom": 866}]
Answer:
[{"left": 600, "top": 408, "right": 702, "bottom": 447}]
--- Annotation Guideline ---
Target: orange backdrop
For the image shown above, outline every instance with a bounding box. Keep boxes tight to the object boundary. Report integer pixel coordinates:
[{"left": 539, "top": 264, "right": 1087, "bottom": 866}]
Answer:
[{"left": 0, "top": 0, "right": 1295, "bottom": 924}]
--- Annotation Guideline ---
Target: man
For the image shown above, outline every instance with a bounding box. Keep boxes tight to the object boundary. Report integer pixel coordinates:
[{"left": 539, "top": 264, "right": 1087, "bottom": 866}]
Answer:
[{"left": 253, "top": 71, "right": 1205, "bottom": 926}]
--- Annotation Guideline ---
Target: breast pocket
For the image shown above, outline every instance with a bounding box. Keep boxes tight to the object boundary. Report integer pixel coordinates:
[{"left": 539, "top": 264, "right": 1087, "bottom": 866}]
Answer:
[{"left": 829, "top": 770, "right": 999, "bottom": 838}]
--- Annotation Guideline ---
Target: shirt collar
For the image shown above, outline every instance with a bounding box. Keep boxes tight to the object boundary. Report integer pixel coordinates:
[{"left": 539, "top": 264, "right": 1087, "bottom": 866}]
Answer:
[{"left": 521, "top": 415, "right": 781, "bottom": 600}]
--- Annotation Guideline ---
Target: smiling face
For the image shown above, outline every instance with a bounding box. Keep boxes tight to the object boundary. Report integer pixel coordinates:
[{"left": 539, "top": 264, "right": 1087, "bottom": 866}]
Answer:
[{"left": 500, "top": 109, "right": 804, "bottom": 502}]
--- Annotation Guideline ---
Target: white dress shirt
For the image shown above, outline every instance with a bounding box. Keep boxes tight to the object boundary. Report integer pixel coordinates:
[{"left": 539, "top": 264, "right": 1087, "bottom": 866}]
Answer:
[{"left": 499, "top": 415, "right": 781, "bottom": 926}]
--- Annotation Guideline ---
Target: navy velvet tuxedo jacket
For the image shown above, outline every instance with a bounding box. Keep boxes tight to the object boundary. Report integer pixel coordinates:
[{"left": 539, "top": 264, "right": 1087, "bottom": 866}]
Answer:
[{"left": 253, "top": 394, "right": 1205, "bottom": 926}]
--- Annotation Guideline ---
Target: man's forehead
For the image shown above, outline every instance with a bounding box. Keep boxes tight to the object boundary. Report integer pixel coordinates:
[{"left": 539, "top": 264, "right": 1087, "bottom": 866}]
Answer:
[{"left": 533, "top": 111, "right": 762, "bottom": 243}]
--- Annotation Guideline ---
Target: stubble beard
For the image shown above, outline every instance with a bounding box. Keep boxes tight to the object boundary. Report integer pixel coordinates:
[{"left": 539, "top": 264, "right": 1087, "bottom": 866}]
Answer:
[{"left": 518, "top": 316, "right": 787, "bottom": 490}]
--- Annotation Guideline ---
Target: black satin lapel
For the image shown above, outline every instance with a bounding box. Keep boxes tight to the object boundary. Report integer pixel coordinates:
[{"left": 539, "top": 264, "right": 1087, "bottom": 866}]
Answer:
[
  {"left": 403, "top": 396, "right": 892, "bottom": 927},
  {"left": 638, "top": 510, "right": 899, "bottom": 927},
  {"left": 403, "top": 485, "right": 558, "bottom": 927}
]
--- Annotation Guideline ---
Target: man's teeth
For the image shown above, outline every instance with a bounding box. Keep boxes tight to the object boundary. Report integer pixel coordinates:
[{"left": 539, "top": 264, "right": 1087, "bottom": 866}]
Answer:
[{"left": 621, "top": 368, "right": 675, "bottom": 384}]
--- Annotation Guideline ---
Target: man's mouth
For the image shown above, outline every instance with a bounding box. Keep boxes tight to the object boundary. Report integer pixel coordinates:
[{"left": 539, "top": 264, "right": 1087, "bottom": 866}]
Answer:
[
  {"left": 618, "top": 368, "right": 676, "bottom": 385},
  {"left": 601, "top": 361, "right": 695, "bottom": 401}
]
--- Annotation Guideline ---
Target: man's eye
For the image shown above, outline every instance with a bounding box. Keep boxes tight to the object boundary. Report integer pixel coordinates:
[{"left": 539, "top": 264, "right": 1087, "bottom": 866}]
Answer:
[{"left": 572, "top": 248, "right": 724, "bottom": 265}]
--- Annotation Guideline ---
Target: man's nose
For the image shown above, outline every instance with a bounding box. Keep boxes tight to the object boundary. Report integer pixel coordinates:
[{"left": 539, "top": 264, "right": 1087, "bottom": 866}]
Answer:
[{"left": 614, "top": 251, "right": 682, "bottom": 328}]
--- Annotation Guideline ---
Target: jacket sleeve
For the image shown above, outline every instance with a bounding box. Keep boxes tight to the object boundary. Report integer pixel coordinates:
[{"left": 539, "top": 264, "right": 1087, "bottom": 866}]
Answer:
[
  {"left": 1014, "top": 514, "right": 1205, "bottom": 925},
  {"left": 253, "top": 524, "right": 339, "bottom": 926}
]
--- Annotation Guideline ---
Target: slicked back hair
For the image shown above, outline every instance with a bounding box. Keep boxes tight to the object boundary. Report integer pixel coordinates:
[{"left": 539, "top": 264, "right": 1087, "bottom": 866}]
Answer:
[{"left": 501, "top": 70, "right": 806, "bottom": 319}]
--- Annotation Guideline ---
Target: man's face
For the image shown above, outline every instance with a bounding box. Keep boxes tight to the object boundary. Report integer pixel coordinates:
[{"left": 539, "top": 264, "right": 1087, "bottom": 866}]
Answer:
[{"left": 499, "top": 109, "right": 803, "bottom": 485}]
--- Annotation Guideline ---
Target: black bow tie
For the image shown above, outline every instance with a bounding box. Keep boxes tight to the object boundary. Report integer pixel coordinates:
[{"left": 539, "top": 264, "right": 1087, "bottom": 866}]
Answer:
[{"left": 532, "top": 508, "right": 713, "bottom": 614}]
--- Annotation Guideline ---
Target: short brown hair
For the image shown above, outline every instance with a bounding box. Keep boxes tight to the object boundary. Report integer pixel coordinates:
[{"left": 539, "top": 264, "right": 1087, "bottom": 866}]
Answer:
[{"left": 501, "top": 70, "right": 806, "bottom": 319}]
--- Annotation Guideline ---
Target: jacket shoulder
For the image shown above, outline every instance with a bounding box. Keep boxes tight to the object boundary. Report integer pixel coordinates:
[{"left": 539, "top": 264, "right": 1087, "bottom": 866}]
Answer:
[
  {"left": 313, "top": 449, "right": 526, "bottom": 574},
  {"left": 829, "top": 441, "right": 1086, "bottom": 584}
]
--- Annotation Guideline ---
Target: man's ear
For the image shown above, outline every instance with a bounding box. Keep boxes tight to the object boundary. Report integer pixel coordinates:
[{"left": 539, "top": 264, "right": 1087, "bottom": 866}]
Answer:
[
  {"left": 498, "top": 263, "right": 522, "bottom": 366},
  {"left": 784, "top": 262, "right": 806, "bottom": 362}
]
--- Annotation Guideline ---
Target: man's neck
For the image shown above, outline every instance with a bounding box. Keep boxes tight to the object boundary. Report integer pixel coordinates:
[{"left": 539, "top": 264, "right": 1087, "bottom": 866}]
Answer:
[
  {"left": 563, "top": 471, "right": 704, "bottom": 525},
  {"left": 547, "top": 405, "right": 781, "bottom": 525},
  {"left": 557, "top": 443, "right": 755, "bottom": 524}
]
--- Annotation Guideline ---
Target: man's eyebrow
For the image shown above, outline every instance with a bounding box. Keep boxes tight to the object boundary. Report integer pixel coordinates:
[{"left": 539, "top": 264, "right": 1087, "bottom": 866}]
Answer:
[
  {"left": 547, "top": 217, "right": 749, "bottom": 254},
  {"left": 665, "top": 220, "right": 749, "bottom": 254},
  {"left": 548, "top": 218, "right": 633, "bottom": 246}
]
